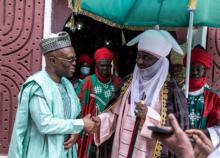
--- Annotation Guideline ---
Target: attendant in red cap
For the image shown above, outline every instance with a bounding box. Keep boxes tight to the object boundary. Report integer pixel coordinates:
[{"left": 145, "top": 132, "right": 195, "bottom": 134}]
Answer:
[
  {"left": 183, "top": 45, "right": 220, "bottom": 148},
  {"left": 72, "top": 54, "right": 94, "bottom": 89},
  {"left": 76, "top": 47, "right": 121, "bottom": 158}
]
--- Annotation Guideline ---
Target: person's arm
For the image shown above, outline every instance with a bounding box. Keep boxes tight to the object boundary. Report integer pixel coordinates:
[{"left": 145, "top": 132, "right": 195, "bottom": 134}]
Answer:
[
  {"left": 30, "top": 94, "right": 84, "bottom": 134},
  {"left": 93, "top": 111, "right": 117, "bottom": 146}
]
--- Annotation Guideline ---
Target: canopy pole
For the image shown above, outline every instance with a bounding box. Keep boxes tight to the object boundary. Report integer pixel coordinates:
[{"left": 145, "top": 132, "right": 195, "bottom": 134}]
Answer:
[
  {"left": 185, "top": 11, "right": 194, "bottom": 98},
  {"left": 185, "top": 0, "right": 197, "bottom": 98}
]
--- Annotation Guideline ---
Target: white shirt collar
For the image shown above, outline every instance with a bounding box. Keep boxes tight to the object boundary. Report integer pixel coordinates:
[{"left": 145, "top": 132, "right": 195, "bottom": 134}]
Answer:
[{"left": 187, "top": 84, "right": 209, "bottom": 96}]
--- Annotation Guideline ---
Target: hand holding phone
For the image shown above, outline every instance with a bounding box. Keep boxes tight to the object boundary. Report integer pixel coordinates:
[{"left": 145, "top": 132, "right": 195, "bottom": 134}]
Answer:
[{"left": 148, "top": 125, "right": 173, "bottom": 135}]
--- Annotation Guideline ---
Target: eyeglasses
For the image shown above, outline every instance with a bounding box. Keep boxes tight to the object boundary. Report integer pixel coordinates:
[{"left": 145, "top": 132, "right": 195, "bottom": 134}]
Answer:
[{"left": 54, "top": 56, "right": 77, "bottom": 63}]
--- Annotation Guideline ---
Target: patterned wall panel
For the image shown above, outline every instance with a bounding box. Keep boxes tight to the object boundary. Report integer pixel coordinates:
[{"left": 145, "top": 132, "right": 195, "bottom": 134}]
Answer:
[
  {"left": 206, "top": 28, "right": 220, "bottom": 92},
  {"left": 0, "top": 0, "right": 44, "bottom": 154}
]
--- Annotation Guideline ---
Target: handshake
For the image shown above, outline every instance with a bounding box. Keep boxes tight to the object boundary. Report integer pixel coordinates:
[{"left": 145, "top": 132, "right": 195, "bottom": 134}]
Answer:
[{"left": 82, "top": 114, "right": 101, "bottom": 134}]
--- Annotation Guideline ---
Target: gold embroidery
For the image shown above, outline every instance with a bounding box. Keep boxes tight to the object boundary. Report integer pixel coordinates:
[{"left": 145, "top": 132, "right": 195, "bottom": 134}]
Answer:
[
  {"left": 152, "top": 81, "right": 168, "bottom": 158},
  {"left": 120, "top": 77, "right": 132, "bottom": 94}
]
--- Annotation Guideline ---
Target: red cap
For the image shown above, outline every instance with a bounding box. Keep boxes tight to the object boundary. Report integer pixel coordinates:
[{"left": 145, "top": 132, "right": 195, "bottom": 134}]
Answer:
[
  {"left": 78, "top": 54, "right": 93, "bottom": 67},
  {"left": 183, "top": 48, "right": 212, "bottom": 69},
  {"left": 94, "top": 47, "right": 113, "bottom": 63}
]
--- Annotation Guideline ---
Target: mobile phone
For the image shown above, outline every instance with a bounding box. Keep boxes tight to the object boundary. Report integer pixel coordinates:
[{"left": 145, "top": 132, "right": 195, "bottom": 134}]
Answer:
[{"left": 148, "top": 126, "right": 173, "bottom": 135}]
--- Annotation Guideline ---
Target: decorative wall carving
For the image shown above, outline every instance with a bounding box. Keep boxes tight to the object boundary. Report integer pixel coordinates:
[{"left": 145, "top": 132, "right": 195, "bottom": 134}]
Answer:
[
  {"left": 206, "top": 28, "right": 220, "bottom": 92},
  {"left": 0, "top": 0, "right": 44, "bottom": 154}
]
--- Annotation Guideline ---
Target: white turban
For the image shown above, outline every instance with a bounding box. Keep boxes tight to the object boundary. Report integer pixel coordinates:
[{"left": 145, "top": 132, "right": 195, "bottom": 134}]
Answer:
[{"left": 127, "top": 29, "right": 183, "bottom": 57}]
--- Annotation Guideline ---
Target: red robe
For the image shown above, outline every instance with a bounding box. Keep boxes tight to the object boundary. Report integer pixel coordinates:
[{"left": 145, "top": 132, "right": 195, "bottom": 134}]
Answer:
[{"left": 203, "top": 88, "right": 220, "bottom": 127}]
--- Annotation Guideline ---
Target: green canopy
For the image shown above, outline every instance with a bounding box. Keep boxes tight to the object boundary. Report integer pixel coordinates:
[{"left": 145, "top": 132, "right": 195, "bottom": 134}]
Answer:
[
  {"left": 70, "top": 0, "right": 220, "bottom": 97},
  {"left": 74, "top": 0, "right": 220, "bottom": 29}
]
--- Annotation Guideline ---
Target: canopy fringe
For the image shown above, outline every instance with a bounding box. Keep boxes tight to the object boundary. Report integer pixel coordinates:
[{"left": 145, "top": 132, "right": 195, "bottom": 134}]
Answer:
[{"left": 69, "top": 0, "right": 183, "bottom": 31}]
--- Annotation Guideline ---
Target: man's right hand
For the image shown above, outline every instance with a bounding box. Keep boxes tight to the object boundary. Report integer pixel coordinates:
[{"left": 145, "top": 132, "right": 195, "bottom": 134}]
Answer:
[
  {"left": 92, "top": 116, "right": 101, "bottom": 133},
  {"left": 83, "top": 114, "right": 95, "bottom": 133}
]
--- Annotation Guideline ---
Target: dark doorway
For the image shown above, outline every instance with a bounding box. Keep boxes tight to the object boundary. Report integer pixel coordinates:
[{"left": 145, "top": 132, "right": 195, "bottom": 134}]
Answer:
[{"left": 63, "top": 14, "right": 140, "bottom": 78}]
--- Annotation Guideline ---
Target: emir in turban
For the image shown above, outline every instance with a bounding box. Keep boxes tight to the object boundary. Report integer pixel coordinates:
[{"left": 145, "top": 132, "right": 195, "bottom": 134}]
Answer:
[{"left": 127, "top": 29, "right": 184, "bottom": 118}]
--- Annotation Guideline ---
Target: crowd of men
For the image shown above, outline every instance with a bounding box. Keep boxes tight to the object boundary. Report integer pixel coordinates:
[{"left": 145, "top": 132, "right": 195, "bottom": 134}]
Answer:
[{"left": 8, "top": 30, "right": 220, "bottom": 158}]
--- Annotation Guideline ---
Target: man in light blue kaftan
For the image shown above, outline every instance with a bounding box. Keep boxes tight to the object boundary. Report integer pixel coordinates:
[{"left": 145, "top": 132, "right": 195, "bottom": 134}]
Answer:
[{"left": 8, "top": 32, "right": 95, "bottom": 158}]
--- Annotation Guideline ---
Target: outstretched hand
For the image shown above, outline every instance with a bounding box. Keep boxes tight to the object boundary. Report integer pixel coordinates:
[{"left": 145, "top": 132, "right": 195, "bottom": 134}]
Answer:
[
  {"left": 92, "top": 116, "right": 101, "bottom": 133},
  {"left": 152, "top": 114, "right": 194, "bottom": 158},
  {"left": 83, "top": 114, "right": 95, "bottom": 133}
]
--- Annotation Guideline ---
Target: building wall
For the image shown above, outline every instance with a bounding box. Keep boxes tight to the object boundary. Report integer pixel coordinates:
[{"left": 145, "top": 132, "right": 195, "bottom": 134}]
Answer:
[
  {"left": 51, "top": 0, "right": 72, "bottom": 33},
  {"left": 207, "top": 28, "right": 220, "bottom": 91},
  {"left": 0, "top": 0, "right": 45, "bottom": 154}
]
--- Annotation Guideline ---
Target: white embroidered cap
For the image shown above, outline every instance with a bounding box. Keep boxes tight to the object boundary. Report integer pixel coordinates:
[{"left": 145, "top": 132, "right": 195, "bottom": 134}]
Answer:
[{"left": 40, "top": 31, "right": 72, "bottom": 54}]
